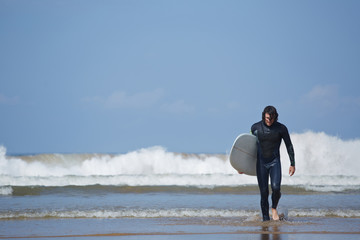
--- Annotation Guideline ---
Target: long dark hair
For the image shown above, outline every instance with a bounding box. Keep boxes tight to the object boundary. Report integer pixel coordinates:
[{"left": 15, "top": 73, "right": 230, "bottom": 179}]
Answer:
[{"left": 262, "top": 105, "right": 278, "bottom": 122}]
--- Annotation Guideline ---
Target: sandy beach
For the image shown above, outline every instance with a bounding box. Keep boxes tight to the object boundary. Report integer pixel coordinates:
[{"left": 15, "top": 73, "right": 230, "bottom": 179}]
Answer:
[{"left": 1, "top": 216, "right": 360, "bottom": 239}]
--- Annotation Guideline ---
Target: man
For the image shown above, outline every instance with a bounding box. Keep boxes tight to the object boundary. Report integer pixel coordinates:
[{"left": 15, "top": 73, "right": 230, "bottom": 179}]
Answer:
[{"left": 250, "top": 106, "right": 295, "bottom": 221}]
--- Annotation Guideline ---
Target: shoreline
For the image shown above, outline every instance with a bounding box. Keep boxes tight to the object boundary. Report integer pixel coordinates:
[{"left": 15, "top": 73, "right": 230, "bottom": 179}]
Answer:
[{"left": 3, "top": 230, "right": 360, "bottom": 239}]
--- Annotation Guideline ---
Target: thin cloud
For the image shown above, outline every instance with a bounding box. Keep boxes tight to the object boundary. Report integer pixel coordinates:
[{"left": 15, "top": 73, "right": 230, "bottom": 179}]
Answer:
[
  {"left": 161, "top": 100, "right": 195, "bottom": 114},
  {"left": 301, "top": 84, "right": 360, "bottom": 115},
  {"left": 83, "top": 89, "right": 164, "bottom": 109},
  {"left": 300, "top": 84, "right": 340, "bottom": 113},
  {"left": 0, "top": 94, "right": 19, "bottom": 105},
  {"left": 303, "top": 84, "right": 339, "bottom": 107}
]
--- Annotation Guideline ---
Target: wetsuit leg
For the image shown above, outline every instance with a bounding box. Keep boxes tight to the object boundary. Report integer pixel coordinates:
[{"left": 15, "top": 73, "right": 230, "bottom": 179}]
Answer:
[
  {"left": 270, "top": 157, "right": 282, "bottom": 209},
  {"left": 256, "top": 157, "right": 270, "bottom": 221}
]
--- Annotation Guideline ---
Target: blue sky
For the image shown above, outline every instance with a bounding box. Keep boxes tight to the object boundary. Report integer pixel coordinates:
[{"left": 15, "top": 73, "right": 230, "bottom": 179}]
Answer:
[{"left": 1, "top": 0, "right": 359, "bottom": 154}]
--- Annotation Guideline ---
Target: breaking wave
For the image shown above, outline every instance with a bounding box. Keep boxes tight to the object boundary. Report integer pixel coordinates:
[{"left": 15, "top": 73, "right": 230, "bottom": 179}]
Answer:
[{"left": 1, "top": 131, "right": 360, "bottom": 194}]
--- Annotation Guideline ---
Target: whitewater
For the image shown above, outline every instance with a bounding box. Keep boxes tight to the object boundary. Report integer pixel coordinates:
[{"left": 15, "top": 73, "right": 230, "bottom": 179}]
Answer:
[{"left": 1, "top": 131, "right": 360, "bottom": 194}]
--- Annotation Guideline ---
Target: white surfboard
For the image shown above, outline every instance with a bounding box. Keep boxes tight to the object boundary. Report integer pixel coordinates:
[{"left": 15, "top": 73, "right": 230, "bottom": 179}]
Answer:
[{"left": 229, "top": 133, "right": 257, "bottom": 176}]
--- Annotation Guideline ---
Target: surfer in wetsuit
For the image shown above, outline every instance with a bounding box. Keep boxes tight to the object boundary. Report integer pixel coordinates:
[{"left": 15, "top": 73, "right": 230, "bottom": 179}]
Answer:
[{"left": 251, "top": 106, "right": 295, "bottom": 221}]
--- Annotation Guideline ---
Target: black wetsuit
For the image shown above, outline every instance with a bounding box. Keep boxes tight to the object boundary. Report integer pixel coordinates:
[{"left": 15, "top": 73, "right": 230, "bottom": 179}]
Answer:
[{"left": 251, "top": 120, "right": 295, "bottom": 221}]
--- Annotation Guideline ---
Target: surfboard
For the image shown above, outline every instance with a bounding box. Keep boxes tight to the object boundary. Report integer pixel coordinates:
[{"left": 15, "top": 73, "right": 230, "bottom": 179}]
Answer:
[{"left": 229, "top": 133, "right": 257, "bottom": 176}]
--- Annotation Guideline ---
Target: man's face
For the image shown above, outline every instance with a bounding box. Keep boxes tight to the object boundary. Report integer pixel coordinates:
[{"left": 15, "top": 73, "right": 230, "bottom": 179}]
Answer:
[{"left": 264, "top": 113, "right": 275, "bottom": 127}]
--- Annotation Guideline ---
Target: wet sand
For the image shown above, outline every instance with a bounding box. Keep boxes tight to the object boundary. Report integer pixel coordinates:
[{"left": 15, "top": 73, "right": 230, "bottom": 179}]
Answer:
[
  {"left": 1, "top": 217, "right": 360, "bottom": 240},
  {"left": 2, "top": 231, "right": 360, "bottom": 239},
  {"left": 2, "top": 231, "right": 360, "bottom": 240}
]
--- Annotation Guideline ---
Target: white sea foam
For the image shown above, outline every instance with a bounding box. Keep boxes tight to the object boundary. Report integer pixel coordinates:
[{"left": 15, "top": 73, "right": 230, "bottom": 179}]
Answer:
[
  {"left": 0, "top": 208, "right": 258, "bottom": 220},
  {"left": 0, "top": 131, "right": 359, "bottom": 192},
  {"left": 0, "top": 186, "right": 13, "bottom": 195},
  {"left": 290, "top": 209, "right": 360, "bottom": 218},
  {"left": 1, "top": 208, "right": 359, "bottom": 220}
]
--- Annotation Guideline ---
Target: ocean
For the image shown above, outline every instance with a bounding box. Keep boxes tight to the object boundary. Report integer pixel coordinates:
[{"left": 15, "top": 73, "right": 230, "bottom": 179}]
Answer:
[{"left": 1, "top": 131, "right": 360, "bottom": 239}]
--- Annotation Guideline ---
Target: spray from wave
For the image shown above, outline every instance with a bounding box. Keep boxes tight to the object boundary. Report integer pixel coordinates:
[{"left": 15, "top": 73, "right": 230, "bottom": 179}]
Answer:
[
  {"left": 0, "top": 146, "right": 230, "bottom": 176},
  {"left": 0, "top": 131, "right": 360, "bottom": 193},
  {"left": 287, "top": 131, "right": 360, "bottom": 176}
]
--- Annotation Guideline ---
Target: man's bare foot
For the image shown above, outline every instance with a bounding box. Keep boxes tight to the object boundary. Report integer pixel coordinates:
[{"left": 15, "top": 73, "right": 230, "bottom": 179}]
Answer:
[{"left": 272, "top": 208, "right": 279, "bottom": 221}]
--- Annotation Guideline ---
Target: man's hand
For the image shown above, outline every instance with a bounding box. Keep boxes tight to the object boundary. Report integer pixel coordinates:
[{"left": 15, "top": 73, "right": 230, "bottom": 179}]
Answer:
[{"left": 289, "top": 166, "right": 295, "bottom": 176}]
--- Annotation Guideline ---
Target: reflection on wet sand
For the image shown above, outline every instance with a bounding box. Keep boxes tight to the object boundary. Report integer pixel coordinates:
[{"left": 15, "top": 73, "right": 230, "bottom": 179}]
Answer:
[{"left": 261, "top": 225, "right": 281, "bottom": 240}]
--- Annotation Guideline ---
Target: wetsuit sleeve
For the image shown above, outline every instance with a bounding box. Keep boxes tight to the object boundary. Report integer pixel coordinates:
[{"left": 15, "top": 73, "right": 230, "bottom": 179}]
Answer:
[
  {"left": 251, "top": 124, "right": 257, "bottom": 136},
  {"left": 251, "top": 125, "right": 255, "bottom": 135},
  {"left": 281, "top": 125, "right": 295, "bottom": 166}
]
